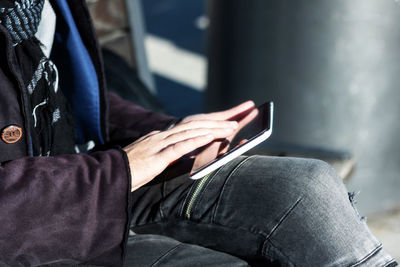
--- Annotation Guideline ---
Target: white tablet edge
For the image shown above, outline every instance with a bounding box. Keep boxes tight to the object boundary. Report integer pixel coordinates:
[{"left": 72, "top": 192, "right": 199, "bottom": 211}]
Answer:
[{"left": 189, "top": 128, "right": 272, "bottom": 180}]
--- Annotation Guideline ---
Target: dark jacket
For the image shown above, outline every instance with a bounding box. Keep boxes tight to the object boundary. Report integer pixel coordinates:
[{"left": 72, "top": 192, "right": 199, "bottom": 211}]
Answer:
[{"left": 0, "top": 0, "right": 175, "bottom": 265}]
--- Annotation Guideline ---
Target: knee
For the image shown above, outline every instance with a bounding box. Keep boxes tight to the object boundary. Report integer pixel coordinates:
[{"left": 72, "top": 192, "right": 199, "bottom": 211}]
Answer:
[
  {"left": 290, "top": 158, "right": 348, "bottom": 204},
  {"left": 262, "top": 156, "right": 347, "bottom": 200},
  {"left": 301, "top": 158, "right": 342, "bottom": 186},
  {"left": 228, "top": 156, "right": 347, "bottom": 205},
  {"left": 242, "top": 156, "right": 342, "bottom": 187},
  {"left": 266, "top": 156, "right": 341, "bottom": 184}
]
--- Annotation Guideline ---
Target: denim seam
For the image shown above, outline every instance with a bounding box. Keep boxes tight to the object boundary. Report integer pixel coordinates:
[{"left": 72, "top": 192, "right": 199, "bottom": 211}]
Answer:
[
  {"left": 160, "top": 182, "right": 166, "bottom": 219},
  {"left": 265, "top": 196, "right": 303, "bottom": 240},
  {"left": 134, "top": 219, "right": 268, "bottom": 241},
  {"left": 262, "top": 238, "right": 295, "bottom": 266},
  {"left": 136, "top": 219, "right": 297, "bottom": 265},
  {"left": 133, "top": 219, "right": 300, "bottom": 264},
  {"left": 132, "top": 219, "right": 167, "bottom": 228},
  {"left": 150, "top": 243, "right": 183, "bottom": 267},
  {"left": 349, "top": 244, "right": 383, "bottom": 267},
  {"left": 258, "top": 197, "right": 303, "bottom": 265},
  {"left": 383, "top": 260, "right": 397, "bottom": 267},
  {"left": 211, "top": 155, "right": 257, "bottom": 223}
]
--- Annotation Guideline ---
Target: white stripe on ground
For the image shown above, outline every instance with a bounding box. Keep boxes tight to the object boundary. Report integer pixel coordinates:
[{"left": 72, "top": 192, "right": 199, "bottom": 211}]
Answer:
[{"left": 145, "top": 34, "right": 207, "bottom": 92}]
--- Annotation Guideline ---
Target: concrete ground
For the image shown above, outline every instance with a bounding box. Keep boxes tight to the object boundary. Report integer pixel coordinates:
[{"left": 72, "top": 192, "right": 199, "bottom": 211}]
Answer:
[{"left": 368, "top": 207, "right": 400, "bottom": 260}]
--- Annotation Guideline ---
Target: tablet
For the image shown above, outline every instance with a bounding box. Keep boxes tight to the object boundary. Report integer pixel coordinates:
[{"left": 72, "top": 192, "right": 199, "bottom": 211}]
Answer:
[{"left": 189, "top": 101, "right": 274, "bottom": 179}]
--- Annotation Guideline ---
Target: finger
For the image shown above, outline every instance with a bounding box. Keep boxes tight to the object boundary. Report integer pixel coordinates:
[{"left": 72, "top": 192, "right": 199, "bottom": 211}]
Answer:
[
  {"left": 238, "top": 139, "right": 248, "bottom": 146},
  {"left": 204, "top": 101, "right": 255, "bottom": 120},
  {"left": 237, "top": 108, "right": 259, "bottom": 128},
  {"left": 148, "top": 130, "right": 162, "bottom": 135},
  {"left": 134, "top": 130, "right": 162, "bottom": 143},
  {"left": 165, "top": 120, "right": 238, "bottom": 135},
  {"left": 217, "top": 139, "right": 231, "bottom": 155},
  {"left": 159, "top": 134, "right": 214, "bottom": 163},
  {"left": 163, "top": 127, "right": 234, "bottom": 147}
]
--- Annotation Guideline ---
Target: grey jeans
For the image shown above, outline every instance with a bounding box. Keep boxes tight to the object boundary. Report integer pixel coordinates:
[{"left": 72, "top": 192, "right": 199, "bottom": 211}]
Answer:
[{"left": 125, "top": 156, "right": 396, "bottom": 266}]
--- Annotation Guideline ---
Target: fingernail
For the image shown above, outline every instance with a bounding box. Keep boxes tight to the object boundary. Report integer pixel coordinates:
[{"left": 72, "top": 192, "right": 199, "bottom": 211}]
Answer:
[{"left": 230, "top": 121, "right": 238, "bottom": 128}]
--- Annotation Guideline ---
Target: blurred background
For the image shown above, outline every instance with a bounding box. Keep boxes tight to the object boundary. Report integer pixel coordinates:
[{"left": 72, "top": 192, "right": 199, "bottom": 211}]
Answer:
[{"left": 86, "top": 0, "right": 400, "bottom": 257}]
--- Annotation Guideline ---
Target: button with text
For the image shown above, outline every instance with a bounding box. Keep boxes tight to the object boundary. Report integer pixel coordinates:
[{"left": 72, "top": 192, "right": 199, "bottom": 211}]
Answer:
[{"left": 1, "top": 125, "right": 23, "bottom": 144}]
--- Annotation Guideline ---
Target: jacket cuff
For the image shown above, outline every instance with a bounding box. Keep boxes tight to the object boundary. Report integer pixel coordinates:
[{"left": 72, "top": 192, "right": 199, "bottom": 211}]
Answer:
[{"left": 117, "top": 147, "right": 133, "bottom": 265}]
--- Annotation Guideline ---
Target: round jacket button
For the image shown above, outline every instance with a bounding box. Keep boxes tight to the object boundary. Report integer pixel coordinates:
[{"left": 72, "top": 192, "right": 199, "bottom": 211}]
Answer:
[{"left": 1, "top": 125, "right": 23, "bottom": 144}]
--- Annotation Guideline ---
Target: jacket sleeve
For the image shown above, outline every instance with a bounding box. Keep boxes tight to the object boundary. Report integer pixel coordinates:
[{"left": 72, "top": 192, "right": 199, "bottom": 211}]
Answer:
[
  {"left": 107, "top": 92, "right": 178, "bottom": 145},
  {"left": 0, "top": 148, "right": 131, "bottom": 267}
]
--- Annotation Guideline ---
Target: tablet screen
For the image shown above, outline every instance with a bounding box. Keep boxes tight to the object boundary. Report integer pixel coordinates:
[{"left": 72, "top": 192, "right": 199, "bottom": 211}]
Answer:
[{"left": 190, "top": 102, "right": 273, "bottom": 179}]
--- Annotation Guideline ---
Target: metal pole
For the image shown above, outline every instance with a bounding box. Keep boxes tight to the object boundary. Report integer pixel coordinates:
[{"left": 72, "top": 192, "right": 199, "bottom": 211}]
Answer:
[{"left": 125, "top": 0, "right": 156, "bottom": 94}]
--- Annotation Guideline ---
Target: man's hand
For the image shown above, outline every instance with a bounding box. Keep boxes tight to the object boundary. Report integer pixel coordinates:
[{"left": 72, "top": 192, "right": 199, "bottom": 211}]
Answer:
[
  {"left": 182, "top": 101, "right": 257, "bottom": 170},
  {"left": 180, "top": 101, "right": 255, "bottom": 125},
  {"left": 181, "top": 100, "right": 256, "bottom": 149},
  {"left": 124, "top": 120, "right": 238, "bottom": 192}
]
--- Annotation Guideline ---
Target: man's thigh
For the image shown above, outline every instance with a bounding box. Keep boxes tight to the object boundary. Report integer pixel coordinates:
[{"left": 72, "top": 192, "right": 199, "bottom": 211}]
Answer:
[
  {"left": 123, "top": 234, "right": 248, "bottom": 267},
  {"left": 130, "top": 155, "right": 338, "bottom": 227},
  {"left": 129, "top": 155, "right": 309, "bottom": 262},
  {"left": 130, "top": 155, "right": 390, "bottom": 266}
]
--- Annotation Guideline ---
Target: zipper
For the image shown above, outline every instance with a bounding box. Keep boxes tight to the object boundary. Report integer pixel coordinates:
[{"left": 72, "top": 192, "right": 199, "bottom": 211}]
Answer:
[{"left": 184, "top": 172, "right": 213, "bottom": 219}]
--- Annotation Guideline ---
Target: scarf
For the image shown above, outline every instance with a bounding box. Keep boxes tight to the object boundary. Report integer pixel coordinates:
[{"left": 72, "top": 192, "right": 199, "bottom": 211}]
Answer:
[{"left": 0, "top": 0, "right": 76, "bottom": 156}]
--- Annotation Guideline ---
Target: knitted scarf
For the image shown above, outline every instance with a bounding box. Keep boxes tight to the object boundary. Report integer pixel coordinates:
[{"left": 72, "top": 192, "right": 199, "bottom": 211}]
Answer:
[{"left": 0, "top": 0, "right": 76, "bottom": 156}]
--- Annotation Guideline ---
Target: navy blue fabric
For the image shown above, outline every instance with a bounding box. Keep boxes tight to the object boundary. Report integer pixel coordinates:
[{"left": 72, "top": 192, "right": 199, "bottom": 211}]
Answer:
[{"left": 52, "top": 0, "right": 104, "bottom": 145}]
